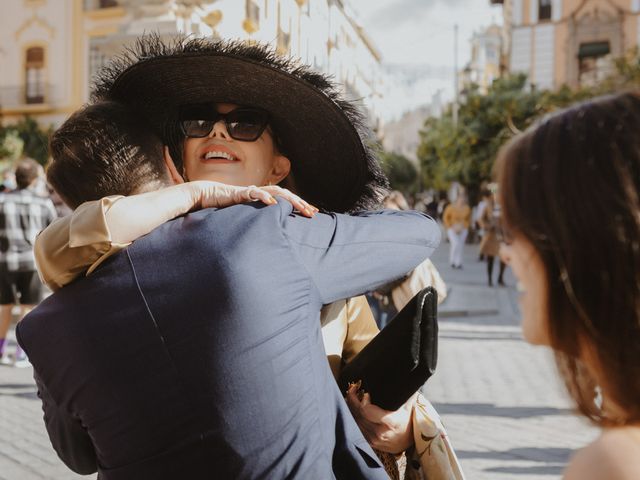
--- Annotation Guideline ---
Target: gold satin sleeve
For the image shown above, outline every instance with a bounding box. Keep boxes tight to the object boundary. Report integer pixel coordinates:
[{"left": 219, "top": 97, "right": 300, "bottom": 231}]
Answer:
[
  {"left": 320, "top": 295, "right": 379, "bottom": 379},
  {"left": 34, "top": 196, "right": 130, "bottom": 291},
  {"left": 341, "top": 295, "right": 380, "bottom": 364}
]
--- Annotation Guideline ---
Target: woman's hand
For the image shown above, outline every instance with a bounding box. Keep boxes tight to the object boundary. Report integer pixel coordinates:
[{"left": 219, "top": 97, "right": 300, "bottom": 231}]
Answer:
[
  {"left": 188, "top": 181, "right": 318, "bottom": 218},
  {"left": 345, "top": 384, "right": 415, "bottom": 454}
]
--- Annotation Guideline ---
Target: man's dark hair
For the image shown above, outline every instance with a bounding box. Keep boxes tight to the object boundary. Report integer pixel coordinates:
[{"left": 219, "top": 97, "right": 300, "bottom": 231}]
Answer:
[
  {"left": 47, "top": 101, "right": 169, "bottom": 209},
  {"left": 15, "top": 158, "right": 40, "bottom": 189}
]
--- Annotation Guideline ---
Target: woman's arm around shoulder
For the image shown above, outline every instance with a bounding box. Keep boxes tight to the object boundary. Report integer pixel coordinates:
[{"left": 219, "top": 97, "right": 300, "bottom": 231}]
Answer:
[
  {"left": 36, "top": 182, "right": 315, "bottom": 291},
  {"left": 341, "top": 296, "right": 379, "bottom": 364},
  {"left": 35, "top": 197, "right": 125, "bottom": 291}
]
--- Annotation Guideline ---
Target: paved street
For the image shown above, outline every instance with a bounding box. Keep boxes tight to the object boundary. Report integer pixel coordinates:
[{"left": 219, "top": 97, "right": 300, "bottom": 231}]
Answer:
[{"left": 0, "top": 230, "right": 597, "bottom": 479}]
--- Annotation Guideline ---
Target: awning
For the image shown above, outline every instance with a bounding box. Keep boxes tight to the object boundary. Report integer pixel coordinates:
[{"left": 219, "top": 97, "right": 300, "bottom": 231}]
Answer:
[{"left": 578, "top": 42, "right": 611, "bottom": 58}]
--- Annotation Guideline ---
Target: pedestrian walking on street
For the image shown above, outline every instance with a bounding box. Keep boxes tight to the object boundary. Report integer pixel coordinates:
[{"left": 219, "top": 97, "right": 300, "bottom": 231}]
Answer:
[
  {"left": 473, "top": 189, "right": 491, "bottom": 261},
  {"left": 478, "top": 191, "right": 505, "bottom": 287},
  {"left": 425, "top": 195, "right": 439, "bottom": 221},
  {"left": 0, "top": 158, "right": 56, "bottom": 367},
  {"left": 497, "top": 91, "right": 640, "bottom": 480},
  {"left": 443, "top": 192, "right": 471, "bottom": 269}
]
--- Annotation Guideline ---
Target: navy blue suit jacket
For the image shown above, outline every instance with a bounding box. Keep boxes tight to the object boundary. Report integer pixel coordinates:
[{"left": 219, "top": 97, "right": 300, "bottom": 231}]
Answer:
[{"left": 18, "top": 200, "right": 440, "bottom": 479}]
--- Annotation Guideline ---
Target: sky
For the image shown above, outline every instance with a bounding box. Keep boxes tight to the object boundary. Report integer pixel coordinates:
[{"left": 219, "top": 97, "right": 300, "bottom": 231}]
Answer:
[{"left": 349, "top": 0, "right": 503, "bottom": 121}]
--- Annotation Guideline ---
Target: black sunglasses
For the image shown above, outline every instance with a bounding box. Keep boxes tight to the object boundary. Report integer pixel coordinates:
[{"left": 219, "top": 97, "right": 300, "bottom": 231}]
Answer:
[{"left": 179, "top": 106, "right": 270, "bottom": 142}]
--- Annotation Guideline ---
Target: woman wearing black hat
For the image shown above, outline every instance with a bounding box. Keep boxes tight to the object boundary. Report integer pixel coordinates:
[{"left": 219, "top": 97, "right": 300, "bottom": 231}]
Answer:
[{"left": 37, "top": 36, "right": 463, "bottom": 480}]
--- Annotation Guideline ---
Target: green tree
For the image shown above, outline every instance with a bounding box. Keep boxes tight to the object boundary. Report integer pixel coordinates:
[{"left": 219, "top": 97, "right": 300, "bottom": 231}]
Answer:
[
  {"left": 601, "top": 47, "right": 640, "bottom": 91},
  {"left": 418, "top": 74, "right": 547, "bottom": 203},
  {"left": 0, "top": 129, "right": 24, "bottom": 162},
  {"left": 0, "top": 116, "right": 53, "bottom": 167},
  {"left": 11, "top": 116, "right": 54, "bottom": 166},
  {"left": 417, "top": 47, "right": 640, "bottom": 203},
  {"left": 379, "top": 150, "right": 418, "bottom": 194}
]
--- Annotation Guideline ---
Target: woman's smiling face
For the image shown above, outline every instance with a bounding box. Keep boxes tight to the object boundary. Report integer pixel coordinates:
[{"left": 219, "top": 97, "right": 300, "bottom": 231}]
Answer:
[{"left": 182, "top": 103, "right": 290, "bottom": 187}]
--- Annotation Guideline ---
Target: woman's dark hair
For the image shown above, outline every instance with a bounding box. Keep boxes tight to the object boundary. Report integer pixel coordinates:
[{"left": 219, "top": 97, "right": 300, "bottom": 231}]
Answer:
[
  {"left": 496, "top": 91, "right": 640, "bottom": 426},
  {"left": 497, "top": 93, "right": 640, "bottom": 425}
]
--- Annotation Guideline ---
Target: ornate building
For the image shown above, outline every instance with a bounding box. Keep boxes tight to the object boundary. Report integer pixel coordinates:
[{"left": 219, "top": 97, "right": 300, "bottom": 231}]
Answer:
[
  {"left": 460, "top": 24, "right": 503, "bottom": 94},
  {"left": 0, "top": 0, "right": 383, "bottom": 128},
  {"left": 491, "top": 0, "right": 640, "bottom": 88}
]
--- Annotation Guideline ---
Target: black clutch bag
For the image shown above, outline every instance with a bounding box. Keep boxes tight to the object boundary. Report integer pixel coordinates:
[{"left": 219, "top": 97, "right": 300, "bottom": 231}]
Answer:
[{"left": 338, "top": 286, "right": 438, "bottom": 411}]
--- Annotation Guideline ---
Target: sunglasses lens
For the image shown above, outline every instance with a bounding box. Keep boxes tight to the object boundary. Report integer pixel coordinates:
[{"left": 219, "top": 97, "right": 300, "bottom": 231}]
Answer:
[
  {"left": 182, "top": 120, "right": 215, "bottom": 138},
  {"left": 226, "top": 110, "right": 269, "bottom": 141}
]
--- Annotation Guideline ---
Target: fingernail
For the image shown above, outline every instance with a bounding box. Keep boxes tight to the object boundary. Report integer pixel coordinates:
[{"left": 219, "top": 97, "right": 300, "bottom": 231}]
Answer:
[{"left": 268, "top": 197, "right": 277, "bottom": 205}]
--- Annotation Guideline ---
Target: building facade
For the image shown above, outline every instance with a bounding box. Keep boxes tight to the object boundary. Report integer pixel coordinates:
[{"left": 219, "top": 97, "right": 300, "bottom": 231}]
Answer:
[
  {"left": 381, "top": 99, "right": 442, "bottom": 166},
  {"left": 460, "top": 24, "right": 503, "bottom": 94},
  {"left": 0, "top": 0, "right": 383, "bottom": 129},
  {"left": 492, "top": 0, "right": 640, "bottom": 89}
]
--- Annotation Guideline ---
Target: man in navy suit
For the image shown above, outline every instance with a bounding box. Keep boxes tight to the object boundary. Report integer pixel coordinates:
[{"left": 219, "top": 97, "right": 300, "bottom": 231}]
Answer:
[{"left": 18, "top": 101, "right": 440, "bottom": 479}]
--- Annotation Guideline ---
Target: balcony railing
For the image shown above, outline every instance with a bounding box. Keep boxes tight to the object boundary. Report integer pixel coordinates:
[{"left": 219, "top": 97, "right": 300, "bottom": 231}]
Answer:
[{"left": 0, "top": 85, "right": 59, "bottom": 109}]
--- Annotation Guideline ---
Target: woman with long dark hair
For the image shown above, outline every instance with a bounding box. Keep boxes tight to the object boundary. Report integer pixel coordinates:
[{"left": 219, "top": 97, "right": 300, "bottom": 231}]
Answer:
[{"left": 497, "top": 92, "right": 640, "bottom": 479}]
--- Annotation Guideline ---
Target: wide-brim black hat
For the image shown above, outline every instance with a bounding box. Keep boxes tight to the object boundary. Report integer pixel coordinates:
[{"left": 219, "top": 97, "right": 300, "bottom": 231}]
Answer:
[{"left": 92, "top": 35, "right": 388, "bottom": 213}]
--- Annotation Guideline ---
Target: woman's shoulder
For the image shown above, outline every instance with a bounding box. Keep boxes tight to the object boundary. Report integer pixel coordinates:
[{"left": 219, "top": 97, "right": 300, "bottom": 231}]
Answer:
[{"left": 564, "top": 427, "right": 640, "bottom": 480}]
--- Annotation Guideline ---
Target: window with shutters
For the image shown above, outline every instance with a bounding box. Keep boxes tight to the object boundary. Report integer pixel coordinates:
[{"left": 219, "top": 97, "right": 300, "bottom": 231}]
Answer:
[
  {"left": 25, "top": 47, "right": 45, "bottom": 104},
  {"left": 539, "top": 0, "right": 552, "bottom": 21}
]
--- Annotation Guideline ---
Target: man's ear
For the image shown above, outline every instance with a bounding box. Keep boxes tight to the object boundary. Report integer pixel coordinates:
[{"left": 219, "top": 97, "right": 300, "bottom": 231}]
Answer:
[
  {"left": 163, "top": 146, "right": 184, "bottom": 184},
  {"left": 268, "top": 154, "right": 291, "bottom": 185}
]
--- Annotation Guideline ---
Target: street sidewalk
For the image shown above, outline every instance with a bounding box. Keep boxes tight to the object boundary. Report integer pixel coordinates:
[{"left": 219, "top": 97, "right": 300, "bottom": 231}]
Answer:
[{"left": 433, "top": 234, "right": 518, "bottom": 319}]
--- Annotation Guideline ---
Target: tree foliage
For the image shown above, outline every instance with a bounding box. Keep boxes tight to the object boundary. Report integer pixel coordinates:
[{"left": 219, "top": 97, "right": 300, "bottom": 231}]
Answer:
[
  {"left": 418, "top": 74, "right": 545, "bottom": 203},
  {"left": 417, "top": 49, "right": 640, "bottom": 203},
  {"left": 379, "top": 150, "right": 418, "bottom": 194},
  {"left": 0, "top": 116, "right": 53, "bottom": 167}
]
